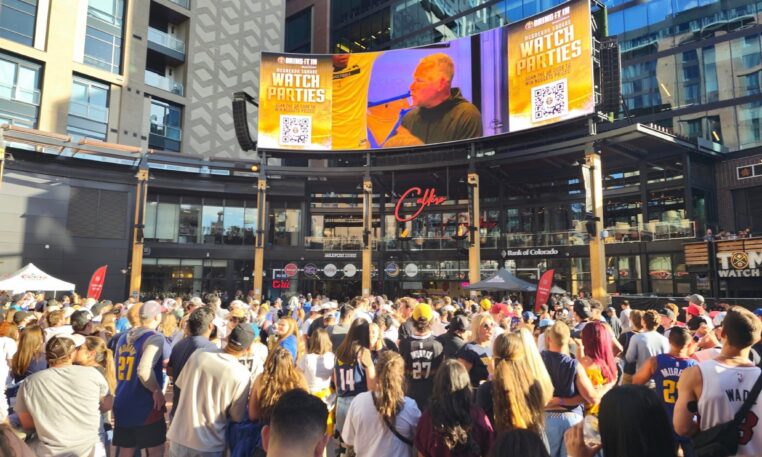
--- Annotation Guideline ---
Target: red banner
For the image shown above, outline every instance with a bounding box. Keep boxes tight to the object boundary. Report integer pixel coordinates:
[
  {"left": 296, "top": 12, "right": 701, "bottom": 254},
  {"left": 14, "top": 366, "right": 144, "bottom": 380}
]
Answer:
[
  {"left": 87, "top": 265, "right": 108, "bottom": 300},
  {"left": 534, "top": 269, "right": 555, "bottom": 312}
]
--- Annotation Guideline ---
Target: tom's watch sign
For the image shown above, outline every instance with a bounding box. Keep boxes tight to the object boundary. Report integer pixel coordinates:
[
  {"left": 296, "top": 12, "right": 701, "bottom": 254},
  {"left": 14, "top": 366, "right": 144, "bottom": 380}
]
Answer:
[{"left": 717, "top": 251, "right": 762, "bottom": 277}]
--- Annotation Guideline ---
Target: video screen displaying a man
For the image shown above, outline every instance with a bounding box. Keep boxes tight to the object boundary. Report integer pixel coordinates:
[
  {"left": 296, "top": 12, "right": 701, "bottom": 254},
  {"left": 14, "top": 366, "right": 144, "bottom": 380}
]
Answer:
[{"left": 385, "top": 53, "right": 482, "bottom": 147}]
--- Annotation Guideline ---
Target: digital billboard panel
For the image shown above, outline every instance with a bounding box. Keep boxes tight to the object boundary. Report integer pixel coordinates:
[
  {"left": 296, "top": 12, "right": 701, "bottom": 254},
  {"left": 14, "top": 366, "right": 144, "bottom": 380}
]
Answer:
[{"left": 257, "top": 0, "right": 594, "bottom": 151}]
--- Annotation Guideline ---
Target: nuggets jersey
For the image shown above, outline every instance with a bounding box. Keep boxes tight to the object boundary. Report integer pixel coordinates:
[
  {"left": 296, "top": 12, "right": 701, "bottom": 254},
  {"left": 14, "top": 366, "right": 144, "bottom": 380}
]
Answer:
[
  {"left": 652, "top": 354, "right": 696, "bottom": 420},
  {"left": 335, "top": 358, "right": 368, "bottom": 398},
  {"left": 332, "top": 53, "right": 378, "bottom": 150},
  {"left": 698, "top": 360, "right": 762, "bottom": 456},
  {"left": 399, "top": 334, "right": 444, "bottom": 411}
]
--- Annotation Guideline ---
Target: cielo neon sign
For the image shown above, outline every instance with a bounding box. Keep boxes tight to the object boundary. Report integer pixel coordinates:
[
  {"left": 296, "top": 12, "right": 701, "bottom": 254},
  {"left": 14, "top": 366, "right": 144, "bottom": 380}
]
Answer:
[{"left": 394, "top": 187, "right": 446, "bottom": 223}]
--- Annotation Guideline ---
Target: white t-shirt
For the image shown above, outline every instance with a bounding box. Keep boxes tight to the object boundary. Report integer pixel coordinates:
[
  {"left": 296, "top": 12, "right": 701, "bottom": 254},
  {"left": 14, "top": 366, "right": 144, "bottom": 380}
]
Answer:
[
  {"left": 167, "top": 349, "right": 252, "bottom": 453},
  {"left": 15, "top": 365, "right": 108, "bottom": 457},
  {"left": 43, "top": 326, "right": 73, "bottom": 343},
  {"left": 297, "top": 352, "right": 336, "bottom": 393},
  {"left": 239, "top": 342, "right": 268, "bottom": 380},
  {"left": 342, "top": 391, "right": 421, "bottom": 457},
  {"left": 620, "top": 308, "right": 632, "bottom": 333},
  {"left": 0, "top": 336, "right": 17, "bottom": 386}
]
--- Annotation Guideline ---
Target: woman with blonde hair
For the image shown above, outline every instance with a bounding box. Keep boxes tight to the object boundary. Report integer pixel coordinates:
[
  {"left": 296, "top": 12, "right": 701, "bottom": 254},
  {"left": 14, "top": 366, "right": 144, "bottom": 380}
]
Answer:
[
  {"left": 477, "top": 333, "right": 549, "bottom": 440},
  {"left": 248, "top": 346, "right": 308, "bottom": 422},
  {"left": 342, "top": 351, "right": 421, "bottom": 457},
  {"left": 517, "top": 328, "right": 554, "bottom": 401},
  {"left": 457, "top": 313, "right": 496, "bottom": 387},
  {"left": 11, "top": 325, "right": 46, "bottom": 382},
  {"left": 274, "top": 316, "right": 303, "bottom": 362},
  {"left": 297, "top": 328, "right": 336, "bottom": 437}
]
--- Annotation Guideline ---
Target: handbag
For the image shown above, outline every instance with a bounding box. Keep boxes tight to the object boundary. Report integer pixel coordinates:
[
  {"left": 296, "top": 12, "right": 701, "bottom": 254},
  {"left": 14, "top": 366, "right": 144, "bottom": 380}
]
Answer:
[{"left": 692, "top": 369, "right": 762, "bottom": 457}]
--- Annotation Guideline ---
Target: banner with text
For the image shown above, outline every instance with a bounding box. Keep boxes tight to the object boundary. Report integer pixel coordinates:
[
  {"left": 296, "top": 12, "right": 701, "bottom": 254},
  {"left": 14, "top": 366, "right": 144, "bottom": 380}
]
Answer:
[{"left": 257, "top": 0, "right": 595, "bottom": 151}]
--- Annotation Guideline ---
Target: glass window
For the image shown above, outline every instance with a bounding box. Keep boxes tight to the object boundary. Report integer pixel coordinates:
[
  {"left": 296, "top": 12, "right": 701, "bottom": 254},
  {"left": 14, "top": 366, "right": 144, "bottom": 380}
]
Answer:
[
  {"left": 285, "top": 7, "right": 312, "bottom": 53},
  {"left": 0, "top": 55, "right": 40, "bottom": 107},
  {"left": 0, "top": 0, "right": 37, "bottom": 46},
  {"left": 649, "top": 255, "right": 673, "bottom": 294},
  {"left": 224, "top": 201, "right": 245, "bottom": 245},
  {"left": 154, "top": 202, "right": 179, "bottom": 242},
  {"left": 149, "top": 99, "right": 183, "bottom": 152},
  {"left": 244, "top": 206, "right": 257, "bottom": 245},
  {"left": 178, "top": 201, "right": 201, "bottom": 244},
  {"left": 271, "top": 208, "right": 301, "bottom": 247},
  {"left": 69, "top": 76, "right": 109, "bottom": 123},
  {"left": 738, "top": 101, "right": 762, "bottom": 148},
  {"left": 201, "top": 202, "right": 224, "bottom": 244}
]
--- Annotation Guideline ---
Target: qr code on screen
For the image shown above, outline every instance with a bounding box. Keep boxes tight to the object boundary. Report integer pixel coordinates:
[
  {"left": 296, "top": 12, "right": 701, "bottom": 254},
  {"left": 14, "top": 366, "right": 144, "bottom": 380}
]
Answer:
[
  {"left": 279, "top": 115, "right": 312, "bottom": 146},
  {"left": 531, "top": 79, "right": 568, "bottom": 122}
]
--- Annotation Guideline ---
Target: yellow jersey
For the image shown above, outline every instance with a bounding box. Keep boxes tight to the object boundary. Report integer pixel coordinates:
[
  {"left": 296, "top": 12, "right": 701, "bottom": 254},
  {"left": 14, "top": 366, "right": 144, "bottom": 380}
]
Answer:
[{"left": 331, "top": 53, "right": 379, "bottom": 150}]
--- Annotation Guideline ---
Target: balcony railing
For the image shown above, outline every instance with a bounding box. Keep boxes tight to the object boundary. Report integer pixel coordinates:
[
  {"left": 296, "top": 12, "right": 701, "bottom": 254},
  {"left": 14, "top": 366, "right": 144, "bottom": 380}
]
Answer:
[
  {"left": 382, "top": 235, "right": 502, "bottom": 251},
  {"left": 145, "top": 71, "right": 184, "bottom": 96},
  {"left": 148, "top": 28, "right": 186, "bottom": 55},
  {"left": 150, "top": 123, "right": 182, "bottom": 140},
  {"left": 504, "top": 231, "right": 587, "bottom": 247},
  {"left": 604, "top": 220, "right": 697, "bottom": 242},
  {"left": 0, "top": 82, "right": 40, "bottom": 105},
  {"left": 69, "top": 101, "right": 109, "bottom": 123}
]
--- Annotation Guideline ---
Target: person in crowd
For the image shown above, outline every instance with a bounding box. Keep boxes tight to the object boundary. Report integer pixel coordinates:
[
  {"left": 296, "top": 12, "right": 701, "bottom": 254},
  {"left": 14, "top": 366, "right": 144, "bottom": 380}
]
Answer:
[
  {"left": 10, "top": 325, "right": 45, "bottom": 382},
  {"left": 683, "top": 294, "right": 713, "bottom": 329},
  {"left": 333, "top": 317, "right": 377, "bottom": 452},
  {"left": 657, "top": 307, "right": 678, "bottom": 338},
  {"left": 74, "top": 335, "right": 117, "bottom": 456},
  {"left": 566, "top": 384, "right": 677, "bottom": 457},
  {"left": 517, "top": 328, "right": 554, "bottom": 400},
  {"left": 690, "top": 312, "right": 725, "bottom": 362},
  {"left": 477, "top": 332, "right": 549, "bottom": 435},
  {"left": 619, "top": 300, "right": 632, "bottom": 334},
  {"left": 239, "top": 322, "right": 269, "bottom": 380},
  {"left": 71, "top": 309, "right": 95, "bottom": 337},
  {"left": 632, "top": 326, "right": 696, "bottom": 456},
  {"left": 109, "top": 304, "right": 142, "bottom": 354},
  {"left": 571, "top": 300, "right": 592, "bottom": 337},
  {"left": 604, "top": 307, "right": 621, "bottom": 339},
  {"left": 166, "top": 306, "right": 216, "bottom": 418},
  {"left": 457, "top": 313, "right": 495, "bottom": 388},
  {"left": 158, "top": 311, "right": 182, "bottom": 356},
  {"left": 625, "top": 309, "right": 669, "bottom": 374},
  {"left": 275, "top": 316, "right": 302, "bottom": 362},
  {"left": 675, "top": 306, "right": 762, "bottom": 454},
  {"left": 15, "top": 334, "right": 112, "bottom": 456},
  {"left": 488, "top": 429, "right": 550, "bottom": 457},
  {"left": 112, "top": 301, "right": 167, "bottom": 457},
  {"left": 577, "top": 320, "right": 618, "bottom": 414},
  {"left": 399, "top": 303, "right": 444, "bottom": 411},
  {"left": 0, "top": 322, "right": 18, "bottom": 422},
  {"left": 342, "top": 351, "right": 421, "bottom": 457},
  {"left": 248, "top": 346, "right": 308, "bottom": 423},
  {"left": 618, "top": 309, "right": 643, "bottom": 385},
  {"left": 297, "top": 328, "right": 336, "bottom": 408},
  {"left": 415, "top": 359, "right": 494, "bottom": 457},
  {"left": 167, "top": 324, "right": 255, "bottom": 456},
  {"left": 328, "top": 304, "right": 355, "bottom": 350},
  {"left": 542, "top": 322, "right": 600, "bottom": 457},
  {"left": 0, "top": 421, "right": 35, "bottom": 457},
  {"left": 261, "top": 389, "right": 330, "bottom": 457},
  {"left": 397, "top": 297, "right": 417, "bottom": 342},
  {"left": 43, "top": 309, "right": 72, "bottom": 342},
  {"left": 437, "top": 314, "right": 469, "bottom": 359},
  {"left": 372, "top": 314, "right": 399, "bottom": 354}
]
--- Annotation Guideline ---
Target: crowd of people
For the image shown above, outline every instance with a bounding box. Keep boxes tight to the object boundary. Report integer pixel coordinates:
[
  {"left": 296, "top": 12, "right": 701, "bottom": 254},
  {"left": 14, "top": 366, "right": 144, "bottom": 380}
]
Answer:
[{"left": 0, "top": 290, "right": 761, "bottom": 457}]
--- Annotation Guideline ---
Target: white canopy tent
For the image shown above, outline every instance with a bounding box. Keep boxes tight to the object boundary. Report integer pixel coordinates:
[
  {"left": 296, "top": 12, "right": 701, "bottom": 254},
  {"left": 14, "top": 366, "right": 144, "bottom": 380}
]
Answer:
[{"left": 0, "top": 263, "right": 76, "bottom": 293}]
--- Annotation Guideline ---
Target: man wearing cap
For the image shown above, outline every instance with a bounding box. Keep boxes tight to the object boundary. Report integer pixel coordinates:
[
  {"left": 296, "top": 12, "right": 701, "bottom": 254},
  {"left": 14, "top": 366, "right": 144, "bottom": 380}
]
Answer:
[
  {"left": 437, "top": 314, "right": 469, "bottom": 359},
  {"left": 15, "top": 335, "right": 112, "bottom": 456},
  {"left": 399, "top": 303, "right": 444, "bottom": 411},
  {"left": 167, "top": 323, "right": 254, "bottom": 456},
  {"left": 112, "top": 301, "right": 168, "bottom": 457},
  {"left": 658, "top": 307, "right": 678, "bottom": 339},
  {"left": 684, "top": 294, "right": 713, "bottom": 330}
]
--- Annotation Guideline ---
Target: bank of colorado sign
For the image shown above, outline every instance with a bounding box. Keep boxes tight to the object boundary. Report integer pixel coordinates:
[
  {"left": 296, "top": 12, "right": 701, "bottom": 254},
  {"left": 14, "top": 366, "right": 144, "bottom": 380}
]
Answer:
[
  {"left": 504, "top": 248, "right": 562, "bottom": 257},
  {"left": 717, "top": 251, "right": 762, "bottom": 277}
]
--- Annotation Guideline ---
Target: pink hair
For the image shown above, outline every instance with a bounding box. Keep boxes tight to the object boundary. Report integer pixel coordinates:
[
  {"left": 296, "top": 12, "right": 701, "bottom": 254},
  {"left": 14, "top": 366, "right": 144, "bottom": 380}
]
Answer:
[{"left": 582, "top": 321, "right": 617, "bottom": 383}]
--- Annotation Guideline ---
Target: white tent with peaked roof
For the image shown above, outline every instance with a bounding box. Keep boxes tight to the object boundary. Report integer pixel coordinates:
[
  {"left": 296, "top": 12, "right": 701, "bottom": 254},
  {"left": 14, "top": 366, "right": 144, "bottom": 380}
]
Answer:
[{"left": 0, "top": 263, "right": 75, "bottom": 293}]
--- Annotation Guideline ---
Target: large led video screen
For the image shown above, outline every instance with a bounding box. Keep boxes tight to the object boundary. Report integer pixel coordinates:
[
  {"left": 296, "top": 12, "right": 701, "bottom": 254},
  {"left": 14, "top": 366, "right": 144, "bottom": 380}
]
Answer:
[{"left": 257, "top": 0, "right": 594, "bottom": 151}]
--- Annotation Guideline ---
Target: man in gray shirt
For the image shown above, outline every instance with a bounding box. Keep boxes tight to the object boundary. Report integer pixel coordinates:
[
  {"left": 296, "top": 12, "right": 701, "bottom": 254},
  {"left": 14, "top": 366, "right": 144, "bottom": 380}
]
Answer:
[
  {"left": 328, "top": 304, "right": 354, "bottom": 349},
  {"left": 625, "top": 309, "right": 669, "bottom": 372}
]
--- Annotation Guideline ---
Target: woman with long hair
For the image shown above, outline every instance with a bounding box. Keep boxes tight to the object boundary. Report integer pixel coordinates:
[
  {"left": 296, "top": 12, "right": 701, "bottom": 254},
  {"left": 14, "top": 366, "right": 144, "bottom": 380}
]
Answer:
[
  {"left": 565, "top": 384, "right": 677, "bottom": 457},
  {"left": 342, "top": 351, "right": 421, "bottom": 457},
  {"left": 274, "top": 316, "right": 303, "bottom": 362},
  {"left": 415, "top": 359, "right": 494, "bottom": 457},
  {"left": 248, "top": 346, "right": 308, "bottom": 422},
  {"left": 517, "top": 328, "right": 554, "bottom": 402},
  {"left": 457, "top": 313, "right": 496, "bottom": 387},
  {"left": 0, "top": 322, "right": 18, "bottom": 423},
  {"left": 333, "top": 319, "right": 377, "bottom": 452},
  {"left": 297, "top": 328, "right": 337, "bottom": 438},
  {"left": 10, "top": 325, "right": 46, "bottom": 382},
  {"left": 477, "top": 333, "right": 549, "bottom": 439},
  {"left": 73, "top": 336, "right": 117, "bottom": 457},
  {"left": 578, "top": 321, "right": 617, "bottom": 415}
]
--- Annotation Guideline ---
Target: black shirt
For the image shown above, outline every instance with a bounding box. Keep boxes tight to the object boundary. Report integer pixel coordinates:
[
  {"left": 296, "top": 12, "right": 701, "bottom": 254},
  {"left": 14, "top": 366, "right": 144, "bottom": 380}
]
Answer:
[
  {"left": 399, "top": 334, "right": 444, "bottom": 411},
  {"left": 437, "top": 331, "right": 466, "bottom": 359}
]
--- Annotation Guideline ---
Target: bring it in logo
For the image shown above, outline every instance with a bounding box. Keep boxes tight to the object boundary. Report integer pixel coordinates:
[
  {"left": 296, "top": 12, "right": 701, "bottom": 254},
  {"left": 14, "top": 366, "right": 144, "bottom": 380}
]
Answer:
[{"left": 731, "top": 252, "right": 749, "bottom": 270}]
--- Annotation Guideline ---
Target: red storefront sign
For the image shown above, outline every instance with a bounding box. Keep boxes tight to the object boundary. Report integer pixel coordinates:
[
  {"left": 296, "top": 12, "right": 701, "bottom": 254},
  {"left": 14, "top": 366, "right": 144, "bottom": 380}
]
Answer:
[
  {"left": 272, "top": 279, "right": 291, "bottom": 289},
  {"left": 394, "top": 187, "right": 446, "bottom": 223}
]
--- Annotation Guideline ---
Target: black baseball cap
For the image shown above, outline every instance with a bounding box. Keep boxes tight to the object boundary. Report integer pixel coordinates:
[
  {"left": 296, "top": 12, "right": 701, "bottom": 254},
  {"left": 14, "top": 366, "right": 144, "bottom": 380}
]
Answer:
[{"left": 227, "top": 323, "right": 255, "bottom": 351}]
